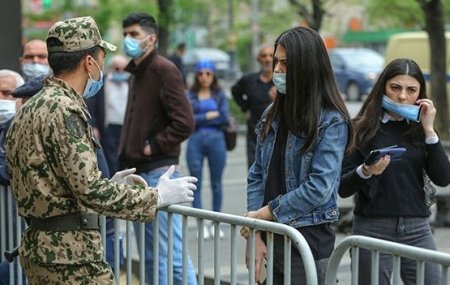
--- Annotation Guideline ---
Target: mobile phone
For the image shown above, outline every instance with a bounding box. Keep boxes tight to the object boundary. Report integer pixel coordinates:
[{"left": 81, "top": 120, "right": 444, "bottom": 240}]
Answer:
[{"left": 364, "top": 145, "right": 407, "bottom": 166}]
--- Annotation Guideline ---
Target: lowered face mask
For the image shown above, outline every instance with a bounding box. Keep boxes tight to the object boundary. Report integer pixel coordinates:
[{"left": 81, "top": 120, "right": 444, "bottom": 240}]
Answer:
[
  {"left": 272, "top": 73, "right": 286, "bottom": 94},
  {"left": 0, "top": 99, "right": 16, "bottom": 125},
  {"left": 22, "top": 63, "right": 50, "bottom": 79},
  {"left": 83, "top": 59, "right": 104, "bottom": 99},
  {"left": 381, "top": 95, "right": 421, "bottom": 122}
]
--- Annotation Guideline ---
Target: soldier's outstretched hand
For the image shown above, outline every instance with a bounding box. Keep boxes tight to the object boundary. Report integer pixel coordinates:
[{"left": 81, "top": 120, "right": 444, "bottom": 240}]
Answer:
[
  {"left": 156, "top": 165, "right": 198, "bottom": 208},
  {"left": 111, "top": 168, "right": 148, "bottom": 186}
]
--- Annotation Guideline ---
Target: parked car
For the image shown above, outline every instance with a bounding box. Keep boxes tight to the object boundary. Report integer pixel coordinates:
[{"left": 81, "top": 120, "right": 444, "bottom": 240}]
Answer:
[
  {"left": 329, "top": 48, "right": 384, "bottom": 101},
  {"left": 183, "top": 47, "right": 233, "bottom": 79}
]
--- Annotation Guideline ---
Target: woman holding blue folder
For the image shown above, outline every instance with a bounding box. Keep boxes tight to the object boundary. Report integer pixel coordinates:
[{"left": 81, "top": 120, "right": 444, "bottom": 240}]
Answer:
[{"left": 339, "top": 58, "right": 450, "bottom": 284}]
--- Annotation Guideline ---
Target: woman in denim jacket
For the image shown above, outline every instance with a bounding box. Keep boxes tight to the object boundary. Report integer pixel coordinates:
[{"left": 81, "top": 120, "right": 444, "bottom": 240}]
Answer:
[
  {"left": 186, "top": 60, "right": 230, "bottom": 239},
  {"left": 240, "top": 27, "right": 354, "bottom": 284}
]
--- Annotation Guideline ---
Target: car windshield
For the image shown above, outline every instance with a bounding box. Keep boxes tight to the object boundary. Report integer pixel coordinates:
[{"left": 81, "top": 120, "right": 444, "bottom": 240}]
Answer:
[{"left": 341, "top": 50, "right": 384, "bottom": 69}]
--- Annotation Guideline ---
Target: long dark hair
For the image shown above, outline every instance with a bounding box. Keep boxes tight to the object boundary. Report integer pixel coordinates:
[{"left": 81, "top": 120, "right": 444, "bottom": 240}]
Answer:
[
  {"left": 262, "top": 26, "right": 354, "bottom": 153},
  {"left": 353, "top": 58, "right": 426, "bottom": 149},
  {"left": 189, "top": 71, "right": 221, "bottom": 93}
]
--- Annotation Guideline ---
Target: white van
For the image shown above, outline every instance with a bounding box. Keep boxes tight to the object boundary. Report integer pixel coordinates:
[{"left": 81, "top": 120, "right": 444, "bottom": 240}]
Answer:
[{"left": 385, "top": 31, "right": 450, "bottom": 88}]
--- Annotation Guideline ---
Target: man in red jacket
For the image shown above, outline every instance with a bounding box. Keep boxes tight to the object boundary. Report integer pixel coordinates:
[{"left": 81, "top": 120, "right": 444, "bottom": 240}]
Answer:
[{"left": 119, "top": 12, "right": 197, "bottom": 285}]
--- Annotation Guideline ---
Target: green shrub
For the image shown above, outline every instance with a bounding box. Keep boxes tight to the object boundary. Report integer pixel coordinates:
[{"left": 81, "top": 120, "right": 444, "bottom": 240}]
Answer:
[{"left": 228, "top": 97, "right": 246, "bottom": 125}]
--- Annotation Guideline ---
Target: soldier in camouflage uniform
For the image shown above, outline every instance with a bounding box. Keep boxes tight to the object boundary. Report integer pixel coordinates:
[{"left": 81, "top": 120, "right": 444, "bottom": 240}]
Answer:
[{"left": 5, "top": 16, "right": 197, "bottom": 285}]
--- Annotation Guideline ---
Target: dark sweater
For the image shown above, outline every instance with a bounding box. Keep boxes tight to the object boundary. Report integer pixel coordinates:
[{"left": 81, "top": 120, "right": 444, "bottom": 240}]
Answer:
[
  {"left": 231, "top": 72, "right": 273, "bottom": 132},
  {"left": 340, "top": 120, "right": 450, "bottom": 217}
]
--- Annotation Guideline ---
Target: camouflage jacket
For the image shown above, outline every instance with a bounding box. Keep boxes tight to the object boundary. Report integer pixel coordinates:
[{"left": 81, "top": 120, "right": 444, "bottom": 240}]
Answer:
[{"left": 6, "top": 77, "right": 158, "bottom": 264}]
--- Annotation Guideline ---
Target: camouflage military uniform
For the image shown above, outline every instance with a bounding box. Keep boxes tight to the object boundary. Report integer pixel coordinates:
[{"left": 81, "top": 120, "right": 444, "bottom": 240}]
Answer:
[{"left": 5, "top": 17, "right": 158, "bottom": 284}]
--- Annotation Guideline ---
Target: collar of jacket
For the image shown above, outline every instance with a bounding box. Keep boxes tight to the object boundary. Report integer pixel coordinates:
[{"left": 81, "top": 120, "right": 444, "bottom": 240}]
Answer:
[
  {"left": 125, "top": 49, "right": 157, "bottom": 75},
  {"left": 45, "top": 76, "right": 90, "bottom": 117}
]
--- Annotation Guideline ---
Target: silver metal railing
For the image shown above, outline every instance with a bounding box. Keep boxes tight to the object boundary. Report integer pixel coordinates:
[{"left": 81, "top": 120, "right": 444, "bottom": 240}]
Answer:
[{"left": 325, "top": 235, "right": 450, "bottom": 285}]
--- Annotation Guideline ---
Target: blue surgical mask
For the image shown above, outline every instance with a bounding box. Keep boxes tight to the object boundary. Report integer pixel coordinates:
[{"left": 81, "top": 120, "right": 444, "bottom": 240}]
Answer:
[
  {"left": 110, "top": 72, "right": 130, "bottom": 82},
  {"left": 22, "top": 63, "right": 50, "bottom": 79},
  {"left": 123, "top": 36, "right": 147, "bottom": 59},
  {"left": 83, "top": 60, "right": 103, "bottom": 99},
  {"left": 272, "top": 73, "right": 286, "bottom": 94},
  {"left": 381, "top": 95, "right": 421, "bottom": 122},
  {"left": 0, "top": 99, "right": 16, "bottom": 125}
]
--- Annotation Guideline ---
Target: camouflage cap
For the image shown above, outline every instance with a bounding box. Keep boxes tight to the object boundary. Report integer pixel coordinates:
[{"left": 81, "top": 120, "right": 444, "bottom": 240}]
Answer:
[{"left": 47, "top": 16, "right": 117, "bottom": 53}]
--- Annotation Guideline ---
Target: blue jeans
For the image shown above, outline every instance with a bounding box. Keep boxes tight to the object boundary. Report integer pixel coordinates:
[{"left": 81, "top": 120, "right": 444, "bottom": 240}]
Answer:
[
  {"left": 186, "top": 129, "right": 226, "bottom": 212},
  {"left": 0, "top": 260, "right": 25, "bottom": 285},
  {"left": 0, "top": 261, "right": 8, "bottom": 285},
  {"left": 352, "top": 215, "right": 441, "bottom": 285},
  {"left": 105, "top": 227, "right": 124, "bottom": 272},
  {"left": 101, "top": 124, "right": 123, "bottom": 175},
  {"left": 134, "top": 166, "right": 197, "bottom": 285}
]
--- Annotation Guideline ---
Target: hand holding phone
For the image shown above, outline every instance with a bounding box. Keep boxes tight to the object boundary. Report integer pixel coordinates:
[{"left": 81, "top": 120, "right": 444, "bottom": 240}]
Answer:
[{"left": 364, "top": 145, "right": 406, "bottom": 166}]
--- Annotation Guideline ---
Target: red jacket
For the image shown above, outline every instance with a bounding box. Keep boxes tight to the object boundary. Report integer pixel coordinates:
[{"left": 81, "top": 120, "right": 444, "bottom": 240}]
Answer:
[{"left": 119, "top": 51, "right": 194, "bottom": 172}]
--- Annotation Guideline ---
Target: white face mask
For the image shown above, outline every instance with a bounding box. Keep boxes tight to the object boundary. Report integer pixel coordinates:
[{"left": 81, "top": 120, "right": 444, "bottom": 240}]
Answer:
[
  {"left": 22, "top": 63, "right": 50, "bottom": 79},
  {"left": 0, "top": 99, "right": 16, "bottom": 125},
  {"left": 272, "top": 73, "right": 286, "bottom": 94}
]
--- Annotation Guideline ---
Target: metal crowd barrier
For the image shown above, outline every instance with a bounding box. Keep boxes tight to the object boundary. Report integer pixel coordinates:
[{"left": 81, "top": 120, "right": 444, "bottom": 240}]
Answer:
[
  {"left": 325, "top": 235, "right": 450, "bottom": 285},
  {"left": 0, "top": 185, "right": 25, "bottom": 285},
  {"left": 157, "top": 204, "right": 318, "bottom": 285},
  {"left": 1, "top": 183, "right": 318, "bottom": 285},
  {"left": 7, "top": 183, "right": 450, "bottom": 285}
]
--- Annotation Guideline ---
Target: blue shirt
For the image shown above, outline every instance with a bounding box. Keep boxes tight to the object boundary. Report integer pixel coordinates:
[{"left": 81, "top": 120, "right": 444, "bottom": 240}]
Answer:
[{"left": 187, "top": 89, "right": 229, "bottom": 130}]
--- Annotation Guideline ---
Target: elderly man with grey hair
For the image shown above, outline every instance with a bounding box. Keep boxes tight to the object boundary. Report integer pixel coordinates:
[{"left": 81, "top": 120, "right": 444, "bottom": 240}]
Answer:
[
  {"left": 0, "top": 69, "right": 25, "bottom": 182},
  {"left": 0, "top": 69, "right": 24, "bottom": 285},
  {"left": 0, "top": 69, "right": 24, "bottom": 100}
]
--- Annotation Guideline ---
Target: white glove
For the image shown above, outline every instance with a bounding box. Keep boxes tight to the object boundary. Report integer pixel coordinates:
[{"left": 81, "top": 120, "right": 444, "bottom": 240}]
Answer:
[
  {"left": 111, "top": 168, "right": 148, "bottom": 186},
  {"left": 156, "top": 165, "right": 198, "bottom": 208}
]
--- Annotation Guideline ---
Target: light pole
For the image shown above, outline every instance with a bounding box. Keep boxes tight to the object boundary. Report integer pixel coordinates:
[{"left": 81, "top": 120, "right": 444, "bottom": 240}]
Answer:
[
  {"left": 251, "top": 0, "right": 260, "bottom": 72},
  {"left": 228, "top": 0, "right": 237, "bottom": 79}
]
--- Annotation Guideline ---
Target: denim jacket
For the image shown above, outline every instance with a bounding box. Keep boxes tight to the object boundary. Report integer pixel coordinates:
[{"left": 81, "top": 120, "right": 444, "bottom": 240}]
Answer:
[{"left": 247, "top": 106, "right": 349, "bottom": 228}]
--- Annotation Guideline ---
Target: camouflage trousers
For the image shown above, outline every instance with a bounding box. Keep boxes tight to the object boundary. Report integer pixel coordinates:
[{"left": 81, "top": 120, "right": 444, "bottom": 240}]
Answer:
[{"left": 20, "top": 255, "right": 115, "bottom": 284}]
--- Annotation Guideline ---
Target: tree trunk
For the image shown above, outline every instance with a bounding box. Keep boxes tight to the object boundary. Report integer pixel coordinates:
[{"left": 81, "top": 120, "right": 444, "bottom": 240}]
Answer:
[
  {"left": 311, "top": 0, "right": 325, "bottom": 31},
  {"left": 157, "top": 0, "right": 173, "bottom": 56},
  {"left": 418, "top": 0, "right": 449, "bottom": 138},
  {"left": 287, "top": 0, "right": 325, "bottom": 32}
]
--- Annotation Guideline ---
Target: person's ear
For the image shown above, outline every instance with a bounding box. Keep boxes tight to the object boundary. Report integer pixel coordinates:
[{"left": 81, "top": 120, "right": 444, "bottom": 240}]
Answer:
[
  {"left": 147, "top": 34, "right": 157, "bottom": 45},
  {"left": 83, "top": 55, "right": 95, "bottom": 73}
]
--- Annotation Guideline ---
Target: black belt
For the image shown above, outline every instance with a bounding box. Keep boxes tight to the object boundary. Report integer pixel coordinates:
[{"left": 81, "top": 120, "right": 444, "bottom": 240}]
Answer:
[{"left": 29, "top": 213, "right": 100, "bottom": 232}]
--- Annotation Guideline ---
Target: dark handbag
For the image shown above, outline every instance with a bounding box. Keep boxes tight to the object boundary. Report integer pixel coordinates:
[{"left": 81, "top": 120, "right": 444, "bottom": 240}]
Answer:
[{"left": 224, "top": 117, "right": 237, "bottom": 151}]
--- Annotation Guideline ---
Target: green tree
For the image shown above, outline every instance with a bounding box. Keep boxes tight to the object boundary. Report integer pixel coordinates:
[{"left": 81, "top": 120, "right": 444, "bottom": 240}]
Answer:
[
  {"left": 418, "top": 0, "right": 449, "bottom": 138},
  {"left": 157, "top": 0, "right": 174, "bottom": 56},
  {"left": 366, "top": 0, "right": 424, "bottom": 28},
  {"left": 287, "top": 0, "right": 326, "bottom": 31}
]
